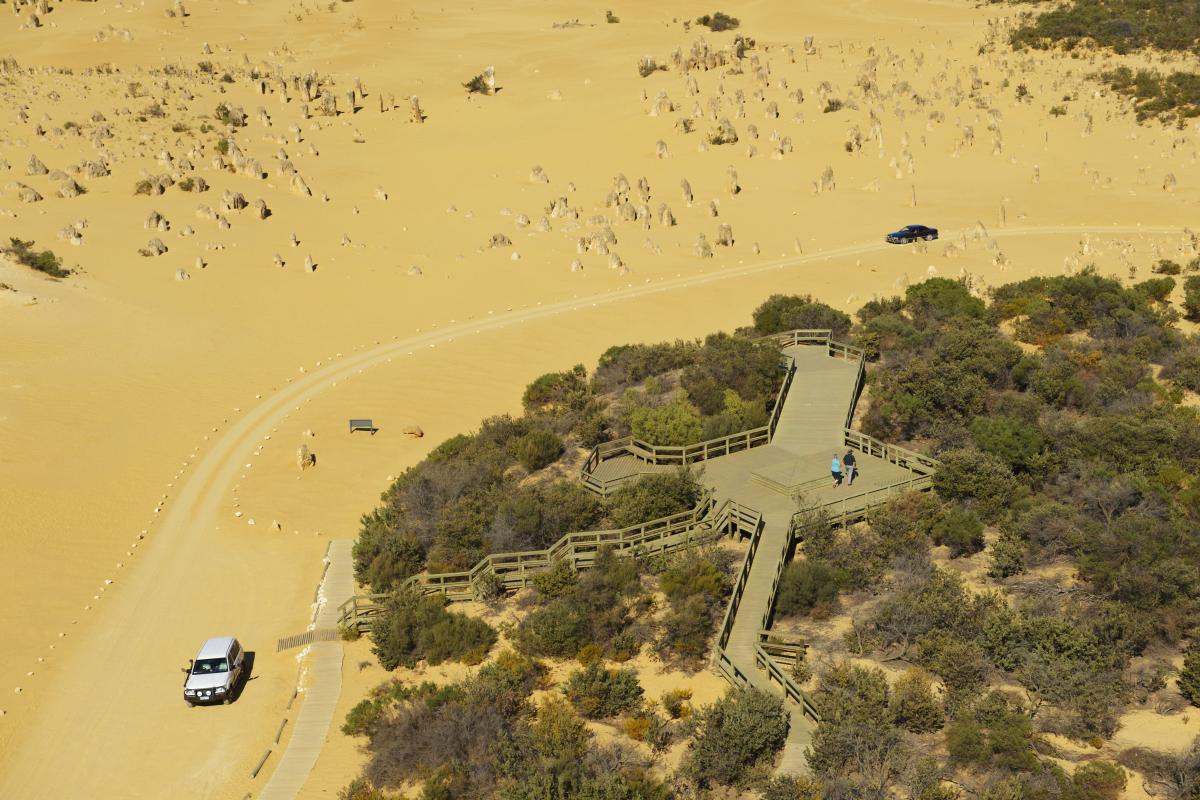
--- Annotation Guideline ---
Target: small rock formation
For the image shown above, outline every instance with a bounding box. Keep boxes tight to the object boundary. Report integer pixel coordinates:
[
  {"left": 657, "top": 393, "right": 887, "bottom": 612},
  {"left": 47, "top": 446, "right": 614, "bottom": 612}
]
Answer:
[
  {"left": 407, "top": 265, "right": 422, "bottom": 276},
  {"left": 297, "top": 444, "right": 316, "bottom": 471},
  {"left": 144, "top": 238, "right": 168, "bottom": 256},
  {"left": 252, "top": 199, "right": 269, "bottom": 219},
  {"left": 680, "top": 179, "right": 693, "bottom": 206},
  {"left": 304, "top": 255, "right": 316, "bottom": 272},
  {"left": 727, "top": 165, "right": 740, "bottom": 196},
  {"left": 488, "top": 233, "right": 512, "bottom": 248},
  {"left": 26, "top": 155, "right": 48, "bottom": 176},
  {"left": 656, "top": 139, "right": 669, "bottom": 160},
  {"left": 529, "top": 165, "right": 549, "bottom": 183},
  {"left": 174, "top": 269, "right": 190, "bottom": 281},
  {"left": 291, "top": 174, "right": 312, "bottom": 197},
  {"left": 410, "top": 96, "right": 424, "bottom": 123},
  {"left": 17, "top": 184, "right": 42, "bottom": 203},
  {"left": 708, "top": 118, "right": 739, "bottom": 145},
  {"left": 1164, "top": 173, "right": 1177, "bottom": 193},
  {"left": 58, "top": 178, "right": 84, "bottom": 199},
  {"left": 716, "top": 224, "right": 734, "bottom": 246},
  {"left": 570, "top": 259, "right": 583, "bottom": 272},
  {"left": 694, "top": 233, "right": 713, "bottom": 258}
]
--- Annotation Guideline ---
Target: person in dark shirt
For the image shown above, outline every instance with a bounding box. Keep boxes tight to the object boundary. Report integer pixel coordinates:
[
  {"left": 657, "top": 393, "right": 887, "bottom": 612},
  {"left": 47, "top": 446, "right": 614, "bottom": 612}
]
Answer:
[{"left": 842, "top": 450, "right": 857, "bottom": 486}]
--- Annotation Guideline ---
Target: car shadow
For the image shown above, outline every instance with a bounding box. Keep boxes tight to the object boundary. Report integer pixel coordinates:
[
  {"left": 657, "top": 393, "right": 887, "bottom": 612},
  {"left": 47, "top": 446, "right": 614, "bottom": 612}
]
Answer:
[{"left": 231, "top": 651, "right": 257, "bottom": 702}]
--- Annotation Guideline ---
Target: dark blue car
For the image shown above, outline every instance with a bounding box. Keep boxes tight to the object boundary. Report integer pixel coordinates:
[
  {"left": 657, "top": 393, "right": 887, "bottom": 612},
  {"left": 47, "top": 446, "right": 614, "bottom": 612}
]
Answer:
[{"left": 886, "top": 224, "right": 938, "bottom": 244}]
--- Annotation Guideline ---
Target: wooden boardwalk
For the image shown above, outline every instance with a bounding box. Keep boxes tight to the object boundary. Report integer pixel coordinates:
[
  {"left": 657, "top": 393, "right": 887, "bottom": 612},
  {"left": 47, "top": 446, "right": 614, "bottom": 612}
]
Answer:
[
  {"left": 258, "top": 540, "right": 355, "bottom": 800},
  {"left": 591, "top": 343, "right": 921, "bottom": 774}
]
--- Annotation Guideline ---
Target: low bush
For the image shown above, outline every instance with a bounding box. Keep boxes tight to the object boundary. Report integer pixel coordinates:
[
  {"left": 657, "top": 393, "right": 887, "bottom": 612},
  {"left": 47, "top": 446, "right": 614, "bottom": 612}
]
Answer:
[
  {"left": 661, "top": 688, "right": 692, "bottom": 719},
  {"left": 1184, "top": 276, "right": 1200, "bottom": 320},
  {"left": 605, "top": 469, "right": 701, "bottom": 529},
  {"left": 752, "top": 293, "right": 852, "bottom": 338},
  {"left": 696, "top": 11, "right": 739, "bottom": 31},
  {"left": 932, "top": 506, "right": 985, "bottom": 558},
  {"left": 3, "top": 238, "right": 70, "bottom": 278},
  {"left": 463, "top": 74, "right": 489, "bottom": 94},
  {"left": 686, "top": 689, "right": 789, "bottom": 787},
  {"left": 1154, "top": 259, "right": 1183, "bottom": 276},
  {"left": 511, "top": 429, "right": 563, "bottom": 471},
  {"left": 371, "top": 590, "right": 497, "bottom": 669},
  {"left": 889, "top": 669, "right": 944, "bottom": 733},
  {"left": 562, "top": 662, "right": 644, "bottom": 718},
  {"left": 776, "top": 560, "right": 840, "bottom": 616},
  {"left": 1180, "top": 650, "right": 1200, "bottom": 706},
  {"left": 629, "top": 392, "right": 703, "bottom": 445}
]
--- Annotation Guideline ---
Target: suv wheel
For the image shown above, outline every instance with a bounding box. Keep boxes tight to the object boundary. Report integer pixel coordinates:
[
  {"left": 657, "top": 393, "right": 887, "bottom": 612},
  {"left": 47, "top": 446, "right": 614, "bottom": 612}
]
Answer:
[{"left": 924, "top": 234, "right": 934, "bottom": 241}]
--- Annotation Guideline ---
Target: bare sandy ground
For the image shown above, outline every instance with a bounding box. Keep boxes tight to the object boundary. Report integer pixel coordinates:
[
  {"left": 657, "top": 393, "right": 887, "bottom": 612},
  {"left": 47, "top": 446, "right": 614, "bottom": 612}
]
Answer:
[{"left": 1, "top": 0, "right": 1198, "bottom": 796}]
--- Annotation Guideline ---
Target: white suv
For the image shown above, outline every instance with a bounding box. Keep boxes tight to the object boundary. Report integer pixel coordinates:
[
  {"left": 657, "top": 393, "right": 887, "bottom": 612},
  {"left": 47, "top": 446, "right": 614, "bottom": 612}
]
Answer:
[{"left": 183, "top": 636, "right": 244, "bottom": 706}]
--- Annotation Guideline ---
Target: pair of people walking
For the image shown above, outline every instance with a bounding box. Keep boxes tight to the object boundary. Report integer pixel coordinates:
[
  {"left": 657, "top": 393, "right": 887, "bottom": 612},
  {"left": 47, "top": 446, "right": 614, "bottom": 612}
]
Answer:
[{"left": 831, "top": 449, "right": 857, "bottom": 488}]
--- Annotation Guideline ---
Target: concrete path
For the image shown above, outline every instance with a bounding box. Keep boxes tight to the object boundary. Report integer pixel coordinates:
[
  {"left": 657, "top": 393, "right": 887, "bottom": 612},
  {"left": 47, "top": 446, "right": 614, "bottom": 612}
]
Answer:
[{"left": 258, "top": 540, "right": 355, "bottom": 800}]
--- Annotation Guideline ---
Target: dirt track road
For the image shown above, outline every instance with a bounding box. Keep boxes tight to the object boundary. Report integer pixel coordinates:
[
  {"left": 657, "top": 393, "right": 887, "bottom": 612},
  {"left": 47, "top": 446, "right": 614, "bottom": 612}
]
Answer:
[{"left": 0, "top": 225, "right": 1180, "bottom": 798}]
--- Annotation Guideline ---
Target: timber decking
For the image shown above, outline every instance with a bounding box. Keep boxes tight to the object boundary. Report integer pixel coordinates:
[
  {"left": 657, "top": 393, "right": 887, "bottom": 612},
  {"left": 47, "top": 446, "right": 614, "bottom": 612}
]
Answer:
[{"left": 258, "top": 540, "right": 355, "bottom": 800}]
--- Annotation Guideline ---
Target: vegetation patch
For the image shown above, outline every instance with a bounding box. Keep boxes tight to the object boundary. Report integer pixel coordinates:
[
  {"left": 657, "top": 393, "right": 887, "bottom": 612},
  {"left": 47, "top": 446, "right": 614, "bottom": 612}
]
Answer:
[{"left": 3, "top": 238, "right": 70, "bottom": 278}]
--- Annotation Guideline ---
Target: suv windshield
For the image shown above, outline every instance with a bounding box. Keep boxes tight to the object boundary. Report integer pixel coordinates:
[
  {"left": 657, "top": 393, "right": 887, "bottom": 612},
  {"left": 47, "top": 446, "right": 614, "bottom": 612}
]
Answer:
[{"left": 193, "top": 658, "right": 230, "bottom": 674}]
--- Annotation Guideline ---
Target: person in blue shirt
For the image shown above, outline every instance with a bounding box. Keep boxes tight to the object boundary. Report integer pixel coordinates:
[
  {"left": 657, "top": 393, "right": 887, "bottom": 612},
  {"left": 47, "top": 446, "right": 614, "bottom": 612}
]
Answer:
[{"left": 831, "top": 453, "right": 842, "bottom": 488}]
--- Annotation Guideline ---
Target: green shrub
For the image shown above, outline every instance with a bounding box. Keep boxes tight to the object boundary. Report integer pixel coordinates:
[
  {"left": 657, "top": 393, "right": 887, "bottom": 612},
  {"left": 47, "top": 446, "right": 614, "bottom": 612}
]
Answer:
[
  {"left": 516, "top": 600, "right": 590, "bottom": 658},
  {"left": 763, "top": 776, "right": 824, "bottom": 800},
  {"left": 776, "top": 560, "right": 839, "bottom": 616},
  {"left": 605, "top": 9, "right": 619, "bottom": 23},
  {"left": 661, "top": 688, "right": 692, "bottom": 719},
  {"left": 905, "top": 278, "right": 986, "bottom": 326},
  {"left": 932, "top": 506, "right": 985, "bottom": 558},
  {"left": 1072, "top": 761, "right": 1127, "bottom": 800},
  {"left": 1135, "top": 276, "right": 1176, "bottom": 302},
  {"left": 339, "top": 777, "right": 390, "bottom": 800},
  {"left": 1049, "top": 104, "right": 1068, "bottom": 116},
  {"left": 752, "top": 293, "right": 852, "bottom": 338},
  {"left": 342, "top": 698, "right": 385, "bottom": 736},
  {"left": 687, "top": 689, "right": 789, "bottom": 787},
  {"left": 932, "top": 448, "right": 1018, "bottom": 523},
  {"left": 1162, "top": 340, "right": 1200, "bottom": 392},
  {"left": 969, "top": 415, "right": 1044, "bottom": 473},
  {"left": 988, "top": 531, "right": 1027, "bottom": 578},
  {"left": 3, "top": 238, "right": 70, "bottom": 278},
  {"left": 1180, "top": 650, "right": 1200, "bottom": 706},
  {"left": 1154, "top": 259, "right": 1183, "bottom": 276},
  {"left": 511, "top": 429, "right": 563, "bottom": 471},
  {"left": 889, "top": 669, "right": 944, "bottom": 733},
  {"left": 522, "top": 365, "right": 590, "bottom": 412},
  {"left": 946, "top": 717, "right": 988, "bottom": 766},
  {"left": 215, "top": 137, "right": 230, "bottom": 155},
  {"left": 371, "top": 590, "right": 497, "bottom": 669},
  {"left": 1184, "top": 276, "right": 1200, "bottom": 320},
  {"left": 563, "top": 662, "right": 644, "bottom": 718},
  {"left": 696, "top": 11, "right": 739, "bottom": 31},
  {"left": 605, "top": 469, "right": 700, "bottom": 528},
  {"left": 530, "top": 696, "right": 591, "bottom": 762},
  {"left": 629, "top": 392, "right": 703, "bottom": 445},
  {"left": 463, "top": 74, "right": 489, "bottom": 94}
]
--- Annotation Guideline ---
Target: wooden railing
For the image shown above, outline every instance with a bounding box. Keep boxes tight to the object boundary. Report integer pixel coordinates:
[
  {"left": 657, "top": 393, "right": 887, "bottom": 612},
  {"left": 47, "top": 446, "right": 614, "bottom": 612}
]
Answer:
[
  {"left": 580, "top": 329, "right": 859, "bottom": 496},
  {"left": 843, "top": 429, "right": 940, "bottom": 475},
  {"left": 338, "top": 493, "right": 746, "bottom": 630}
]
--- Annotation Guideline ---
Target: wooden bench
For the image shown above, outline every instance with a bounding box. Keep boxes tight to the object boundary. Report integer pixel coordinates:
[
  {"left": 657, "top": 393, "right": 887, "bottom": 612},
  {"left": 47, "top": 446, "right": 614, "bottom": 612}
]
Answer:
[{"left": 348, "top": 419, "right": 378, "bottom": 435}]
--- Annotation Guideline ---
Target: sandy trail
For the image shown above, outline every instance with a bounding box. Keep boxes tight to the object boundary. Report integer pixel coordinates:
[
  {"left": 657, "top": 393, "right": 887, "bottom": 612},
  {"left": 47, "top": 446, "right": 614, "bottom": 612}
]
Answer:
[{"left": 0, "top": 223, "right": 1181, "bottom": 798}]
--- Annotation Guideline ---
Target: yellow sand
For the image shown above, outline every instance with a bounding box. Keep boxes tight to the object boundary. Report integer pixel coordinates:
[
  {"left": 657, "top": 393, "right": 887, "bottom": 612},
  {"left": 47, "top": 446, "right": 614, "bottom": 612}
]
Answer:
[{"left": 1, "top": 0, "right": 1198, "bottom": 796}]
